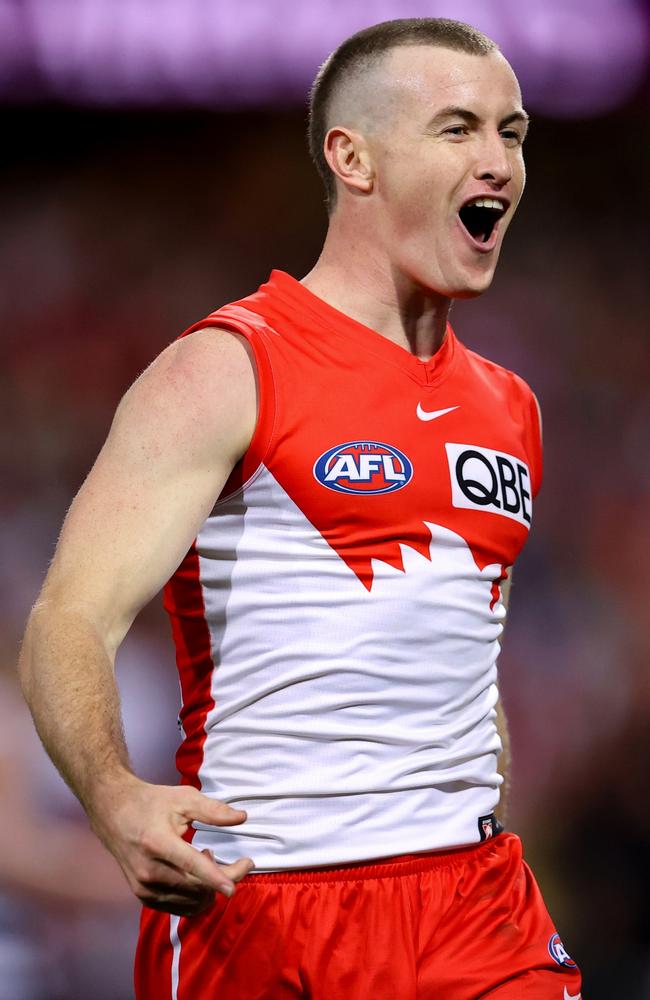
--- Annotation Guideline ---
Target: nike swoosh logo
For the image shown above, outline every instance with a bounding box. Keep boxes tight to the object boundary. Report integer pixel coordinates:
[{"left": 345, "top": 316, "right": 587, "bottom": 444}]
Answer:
[
  {"left": 416, "top": 403, "right": 459, "bottom": 422},
  {"left": 564, "top": 988, "right": 581, "bottom": 1000}
]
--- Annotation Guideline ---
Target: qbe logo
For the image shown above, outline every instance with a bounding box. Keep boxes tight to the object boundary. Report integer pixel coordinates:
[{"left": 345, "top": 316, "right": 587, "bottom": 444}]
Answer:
[
  {"left": 548, "top": 933, "right": 577, "bottom": 969},
  {"left": 313, "top": 441, "right": 413, "bottom": 495},
  {"left": 445, "top": 443, "right": 532, "bottom": 528}
]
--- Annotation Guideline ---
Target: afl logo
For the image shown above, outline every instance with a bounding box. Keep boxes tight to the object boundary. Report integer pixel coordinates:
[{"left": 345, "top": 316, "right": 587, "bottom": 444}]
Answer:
[
  {"left": 548, "top": 933, "right": 577, "bottom": 968},
  {"left": 313, "top": 441, "right": 413, "bottom": 495}
]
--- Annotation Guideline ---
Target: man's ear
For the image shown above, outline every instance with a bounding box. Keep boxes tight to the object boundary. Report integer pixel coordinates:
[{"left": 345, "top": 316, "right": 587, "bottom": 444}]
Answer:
[{"left": 323, "top": 127, "right": 374, "bottom": 198}]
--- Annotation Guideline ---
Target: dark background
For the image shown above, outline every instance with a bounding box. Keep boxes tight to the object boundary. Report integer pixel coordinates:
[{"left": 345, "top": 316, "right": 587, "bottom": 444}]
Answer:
[{"left": 1, "top": 34, "right": 649, "bottom": 1000}]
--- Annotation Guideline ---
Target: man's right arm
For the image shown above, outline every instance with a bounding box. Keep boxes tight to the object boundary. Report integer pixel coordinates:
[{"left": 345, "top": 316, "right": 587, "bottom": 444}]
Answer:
[{"left": 19, "top": 327, "right": 258, "bottom": 915}]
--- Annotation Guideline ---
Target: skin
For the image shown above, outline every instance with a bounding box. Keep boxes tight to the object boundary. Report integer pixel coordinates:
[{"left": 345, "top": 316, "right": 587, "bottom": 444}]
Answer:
[
  {"left": 303, "top": 45, "right": 528, "bottom": 358},
  {"left": 20, "top": 332, "right": 259, "bottom": 915},
  {"left": 19, "top": 44, "right": 526, "bottom": 915}
]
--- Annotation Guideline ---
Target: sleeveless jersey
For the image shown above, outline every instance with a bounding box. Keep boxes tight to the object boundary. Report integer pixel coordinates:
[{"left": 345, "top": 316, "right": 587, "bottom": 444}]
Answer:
[{"left": 164, "top": 270, "right": 542, "bottom": 872}]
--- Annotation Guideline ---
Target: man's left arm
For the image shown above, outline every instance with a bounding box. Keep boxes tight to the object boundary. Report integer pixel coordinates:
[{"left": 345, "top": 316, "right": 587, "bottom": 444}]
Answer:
[
  {"left": 495, "top": 392, "right": 541, "bottom": 824},
  {"left": 495, "top": 571, "right": 512, "bottom": 825}
]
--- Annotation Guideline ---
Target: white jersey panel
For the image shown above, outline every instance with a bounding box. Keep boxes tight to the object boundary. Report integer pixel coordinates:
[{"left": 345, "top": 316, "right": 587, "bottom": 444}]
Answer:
[{"left": 191, "top": 464, "right": 505, "bottom": 871}]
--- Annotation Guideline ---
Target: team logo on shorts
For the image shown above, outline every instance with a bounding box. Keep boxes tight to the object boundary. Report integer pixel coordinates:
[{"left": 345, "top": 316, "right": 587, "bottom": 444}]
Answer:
[
  {"left": 313, "top": 441, "right": 413, "bottom": 495},
  {"left": 548, "top": 933, "right": 577, "bottom": 968},
  {"left": 478, "top": 813, "right": 503, "bottom": 842}
]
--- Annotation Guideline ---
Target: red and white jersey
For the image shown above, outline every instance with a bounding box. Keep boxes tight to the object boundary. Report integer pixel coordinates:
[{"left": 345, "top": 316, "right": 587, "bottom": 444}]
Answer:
[{"left": 164, "top": 270, "right": 542, "bottom": 871}]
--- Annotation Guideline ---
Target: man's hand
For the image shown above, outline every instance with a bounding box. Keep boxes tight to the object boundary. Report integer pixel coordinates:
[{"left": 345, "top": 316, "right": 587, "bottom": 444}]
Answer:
[{"left": 90, "top": 775, "right": 255, "bottom": 916}]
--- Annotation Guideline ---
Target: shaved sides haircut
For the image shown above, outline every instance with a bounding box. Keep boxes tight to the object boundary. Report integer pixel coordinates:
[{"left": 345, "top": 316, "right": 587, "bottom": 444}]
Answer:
[{"left": 308, "top": 18, "right": 498, "bottom": 211}]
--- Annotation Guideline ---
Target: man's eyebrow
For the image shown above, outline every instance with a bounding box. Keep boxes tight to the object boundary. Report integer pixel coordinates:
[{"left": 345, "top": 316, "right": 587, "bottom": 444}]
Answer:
[
  {"left": 426, "top": 106, "right": 530, "bottom": 133},
  {"left": 500, "top": 110, "right": 530, "bottom": 133},
  {"left": 426, "top": 106, "right": 480, "bottom": 128}
]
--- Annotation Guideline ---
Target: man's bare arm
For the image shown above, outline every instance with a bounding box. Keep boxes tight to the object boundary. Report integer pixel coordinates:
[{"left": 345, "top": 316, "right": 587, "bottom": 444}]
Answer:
[{"left": 19, "top": 328, "right": 257, "bottom": 915}]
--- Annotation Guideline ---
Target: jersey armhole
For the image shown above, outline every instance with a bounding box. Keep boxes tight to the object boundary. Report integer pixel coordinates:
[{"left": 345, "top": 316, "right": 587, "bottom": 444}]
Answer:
[
  {"left": 528, "top": 391, "right": 543, "bottom": 498},
  {"left": 179, "top": 308, "right": 277, "bottom": 501}
]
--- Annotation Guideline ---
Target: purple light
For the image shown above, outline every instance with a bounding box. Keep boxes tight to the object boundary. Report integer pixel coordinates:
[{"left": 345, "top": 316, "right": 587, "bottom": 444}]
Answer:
[
  {"left": 0, "top": 0, "right": 647, "bottom": 114},
  {"left": 502, "top": 0, "right": 649, "bottom": 116}
]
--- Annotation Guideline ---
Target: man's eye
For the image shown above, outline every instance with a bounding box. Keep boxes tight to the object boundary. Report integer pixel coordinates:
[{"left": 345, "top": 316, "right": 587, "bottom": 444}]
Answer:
[
  {"left": 444, "top": 126, "right": 468, "bottom": 137},
  {"left": 501, "top": 129, "right": 523, "bottom": 144}
]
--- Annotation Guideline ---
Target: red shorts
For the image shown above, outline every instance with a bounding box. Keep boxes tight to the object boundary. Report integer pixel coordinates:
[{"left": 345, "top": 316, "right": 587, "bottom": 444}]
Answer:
[{"left": 135, "top": 832, "right": 583, "bottom": 999}]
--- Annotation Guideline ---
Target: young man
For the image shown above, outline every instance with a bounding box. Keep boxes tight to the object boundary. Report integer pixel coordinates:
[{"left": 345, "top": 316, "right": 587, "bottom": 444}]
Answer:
[{"left": 19, "top": 18, "right": 583, "bottom": 999}]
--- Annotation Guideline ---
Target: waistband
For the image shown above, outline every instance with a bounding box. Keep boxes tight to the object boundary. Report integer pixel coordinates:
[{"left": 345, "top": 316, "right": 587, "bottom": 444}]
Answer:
[{"left": 241, "top": 831, "right": 511, "bottom": 885}]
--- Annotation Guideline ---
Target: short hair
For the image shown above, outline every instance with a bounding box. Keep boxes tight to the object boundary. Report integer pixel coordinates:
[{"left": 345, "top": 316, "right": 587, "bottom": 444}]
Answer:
[{"left": 307, "top": 18, "right": 499, "bottom": 211}]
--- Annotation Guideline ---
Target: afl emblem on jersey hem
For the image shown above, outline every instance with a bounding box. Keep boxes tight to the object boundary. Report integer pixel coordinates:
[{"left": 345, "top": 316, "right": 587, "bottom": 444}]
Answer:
[
  {"left": 313, "top": 441, "right": 414, "bottom": 495},
  {"left": 548, "top": 933, "right": 578, "bottom": 969}
]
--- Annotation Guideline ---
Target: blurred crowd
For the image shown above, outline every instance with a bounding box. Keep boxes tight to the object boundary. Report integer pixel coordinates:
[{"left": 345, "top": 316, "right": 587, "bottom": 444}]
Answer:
[{"left": 1, "top": 99, "right": 648, "bottom": 998}]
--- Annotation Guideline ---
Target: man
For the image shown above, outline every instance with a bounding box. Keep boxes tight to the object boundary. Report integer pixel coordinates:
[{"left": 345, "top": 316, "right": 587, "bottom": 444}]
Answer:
[{"left": 19, "top": 17, "right": 583, "bottom": 999}]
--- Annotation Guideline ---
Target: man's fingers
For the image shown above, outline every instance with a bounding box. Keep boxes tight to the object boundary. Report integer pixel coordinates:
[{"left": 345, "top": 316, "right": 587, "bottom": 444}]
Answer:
[
  {"left": 201, "top": 849, "right": 255, "bottom": 882},
  {"left": 163, "top": 839, "right": 240, "bottom": 894},
  {"left": 181, "top": 791, "right": 248, "bottom": 828},
  {"left": 140, "top": 879, "right": 214, "bottom": 904},
  {"left": 216, "top": 857, "right": 255, "bottom": 882},
  {"left": 98, "top": 782, "right": 254, "bottom": 912},
  {"left": 132, "top": 851, "right": 251, "bottom": 913},
  {"left": 136, "top": 857, "right": 207, "bottom": 890}
]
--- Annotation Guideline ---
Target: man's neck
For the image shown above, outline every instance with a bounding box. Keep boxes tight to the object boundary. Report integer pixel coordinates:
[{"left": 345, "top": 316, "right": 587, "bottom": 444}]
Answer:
[{"left": 300, "top": 226, "right": 451, "bottom": 362}]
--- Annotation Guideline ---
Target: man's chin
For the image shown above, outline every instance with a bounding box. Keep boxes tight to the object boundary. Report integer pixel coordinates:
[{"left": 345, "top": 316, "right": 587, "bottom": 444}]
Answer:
[
  {"left": 447, "top": 264, "right": 497, "bottom": 299},
  {"left": 450, "top": 283, "right": 492, "bottom": 300},
  {"left": 410, "top": 260, "right": 497, "bottom": 299}
]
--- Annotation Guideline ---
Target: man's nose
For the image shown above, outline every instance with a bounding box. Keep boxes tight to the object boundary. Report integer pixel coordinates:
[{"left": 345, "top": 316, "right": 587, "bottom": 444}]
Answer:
[{"left": 473, "top": 135, "right": 512, "bottom": 187}]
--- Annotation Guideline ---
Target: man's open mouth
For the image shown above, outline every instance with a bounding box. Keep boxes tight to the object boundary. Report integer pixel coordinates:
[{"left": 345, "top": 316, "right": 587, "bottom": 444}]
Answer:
[{"left": 458, "top": 197, "right": 507, "bottom": 244}]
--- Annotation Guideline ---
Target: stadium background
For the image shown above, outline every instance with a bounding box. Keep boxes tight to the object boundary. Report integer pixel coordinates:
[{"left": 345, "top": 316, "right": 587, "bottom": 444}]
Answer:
[{"left": 1, "top": 1, "right": 648, "bottom": 997}]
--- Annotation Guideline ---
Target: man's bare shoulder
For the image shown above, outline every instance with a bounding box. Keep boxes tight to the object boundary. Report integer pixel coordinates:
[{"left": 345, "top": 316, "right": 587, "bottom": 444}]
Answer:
[
  {"left": 113, "top": 326, "right": 257, "bottom": 469},
  {"left": 43, "top": 327, "right": 257, "bottom": 626}
]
